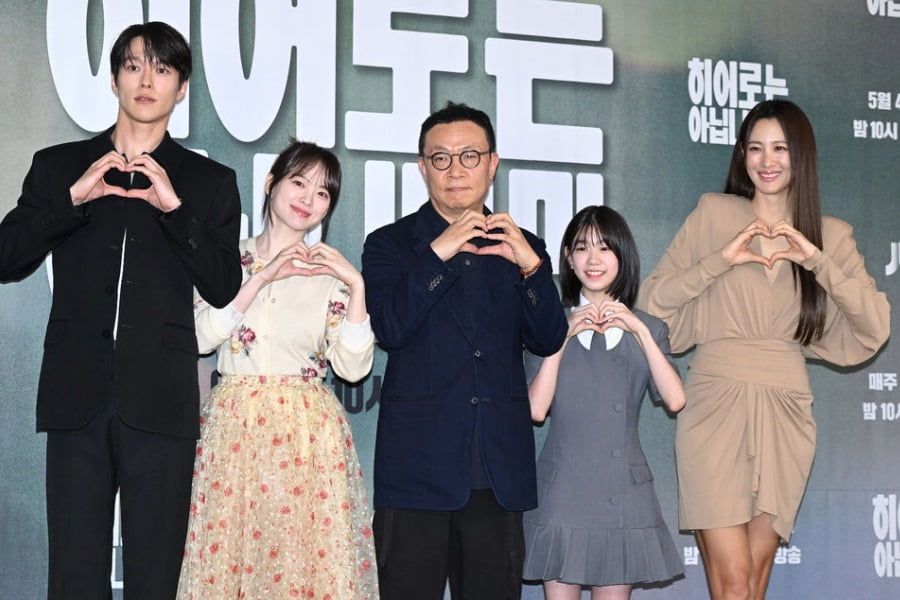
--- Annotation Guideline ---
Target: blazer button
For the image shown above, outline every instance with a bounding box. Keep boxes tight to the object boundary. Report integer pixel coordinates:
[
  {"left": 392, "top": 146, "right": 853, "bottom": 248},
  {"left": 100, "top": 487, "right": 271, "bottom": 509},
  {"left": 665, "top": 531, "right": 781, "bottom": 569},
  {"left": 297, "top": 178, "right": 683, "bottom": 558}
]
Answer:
[
  {"left": 105, "top": 284, "right": 115, "bottom": 294},
  {"left": 470, "top": 396, "right": 479, "bottom": 405},
  {"left": 473, "top": 349, "right": 481, "bottom": 358},
  {"left": 427, "top": 273, "right": 443, "bottom": 292},
  {"left": 101, "top": 329, "right": 112, "bottom": 339}
]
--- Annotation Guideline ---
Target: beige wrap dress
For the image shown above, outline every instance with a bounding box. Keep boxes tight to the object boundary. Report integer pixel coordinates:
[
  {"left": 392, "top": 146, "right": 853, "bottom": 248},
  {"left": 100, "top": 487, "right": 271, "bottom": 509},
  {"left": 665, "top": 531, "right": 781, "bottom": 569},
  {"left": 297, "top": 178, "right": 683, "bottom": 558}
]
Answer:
[{"left": 638, "top": 193, "right": 890, "bottom": 541}]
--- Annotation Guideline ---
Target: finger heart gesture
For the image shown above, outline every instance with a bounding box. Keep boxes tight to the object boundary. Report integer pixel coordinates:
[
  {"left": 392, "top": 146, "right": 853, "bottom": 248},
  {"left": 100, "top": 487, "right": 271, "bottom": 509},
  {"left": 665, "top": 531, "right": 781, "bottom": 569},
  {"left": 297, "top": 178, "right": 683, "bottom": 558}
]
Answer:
[
  {"left": 120, "top": 154, "right": 182, "bottom": 212},
  {"left": 766, "top": 221, "right": 817, "bottom": 265},
  {"left": 430, "top": 210, "right": 488, "bottom": 261},
  {"left": 475, "top": 212, "right": 541, "bottom": 269},
  {"left": 567, "top": 304, "right": 604, "bottom": 338},
  {"left": 70, "top": 151, "right": 130, "bottom": 206},
  {"left": 723, "top": 219, "right": 815, "bottom": 269},
  {"left": 257, "top": 243, "right": 310, "bottom": 283},
  {"left": 594, "top": 300, "right": 637, "bottom": 333},
  {"left": 299, "top": 242, "right": 364, "bottom": 287}
]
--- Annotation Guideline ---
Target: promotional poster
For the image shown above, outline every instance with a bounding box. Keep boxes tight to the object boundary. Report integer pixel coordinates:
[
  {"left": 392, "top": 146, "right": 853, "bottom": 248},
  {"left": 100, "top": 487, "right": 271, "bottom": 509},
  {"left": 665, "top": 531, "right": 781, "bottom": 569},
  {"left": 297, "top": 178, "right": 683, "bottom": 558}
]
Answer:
[{"left": 0, "top": 1, "right": 896, "bottom": 598}]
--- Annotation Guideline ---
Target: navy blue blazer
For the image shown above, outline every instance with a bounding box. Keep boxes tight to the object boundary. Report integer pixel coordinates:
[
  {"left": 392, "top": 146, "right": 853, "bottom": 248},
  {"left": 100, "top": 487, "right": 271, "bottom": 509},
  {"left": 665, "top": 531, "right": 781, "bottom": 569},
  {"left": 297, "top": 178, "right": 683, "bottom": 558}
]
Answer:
[
  {"left": 0, "top": 129, "right": 242, "bottom": 439},
  {"left": 362, "top": 201, "right": 567, "bottom": 511}
]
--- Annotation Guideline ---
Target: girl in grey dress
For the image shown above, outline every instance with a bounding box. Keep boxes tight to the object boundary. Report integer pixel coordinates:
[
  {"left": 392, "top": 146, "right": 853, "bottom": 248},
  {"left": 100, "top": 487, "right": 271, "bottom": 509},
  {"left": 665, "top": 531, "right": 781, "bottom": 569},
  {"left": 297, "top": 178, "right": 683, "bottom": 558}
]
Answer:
[{"left": 523, "top": 206, "right": 685, "bottom": 600}]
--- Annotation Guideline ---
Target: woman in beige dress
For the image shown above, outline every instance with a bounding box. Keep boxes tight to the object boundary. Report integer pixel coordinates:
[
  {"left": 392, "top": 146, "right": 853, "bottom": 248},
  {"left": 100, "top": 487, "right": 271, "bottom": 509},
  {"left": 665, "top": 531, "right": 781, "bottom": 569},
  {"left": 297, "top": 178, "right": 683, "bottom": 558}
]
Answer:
[
  {"left": 639, "top": 100, "right": 889, "bottom": 600},
  {"left": 178, "top": 142, "right": 379, "bottom": 599}
]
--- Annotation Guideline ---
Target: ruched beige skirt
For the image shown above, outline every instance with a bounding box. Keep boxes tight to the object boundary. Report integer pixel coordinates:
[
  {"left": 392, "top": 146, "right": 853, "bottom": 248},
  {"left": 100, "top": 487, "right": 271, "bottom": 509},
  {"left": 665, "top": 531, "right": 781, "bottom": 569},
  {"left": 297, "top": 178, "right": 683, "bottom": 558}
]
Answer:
[{"left": 676, "top": 339, "right": 815, "bottom": 542}]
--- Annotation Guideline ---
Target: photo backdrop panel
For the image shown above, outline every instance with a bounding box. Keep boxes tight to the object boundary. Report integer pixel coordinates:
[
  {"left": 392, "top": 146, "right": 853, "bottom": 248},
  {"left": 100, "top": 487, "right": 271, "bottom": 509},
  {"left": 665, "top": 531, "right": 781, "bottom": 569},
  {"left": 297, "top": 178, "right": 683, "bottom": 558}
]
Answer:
[{"left": 0, "top": 2, "right": 896, "bottom": 598}]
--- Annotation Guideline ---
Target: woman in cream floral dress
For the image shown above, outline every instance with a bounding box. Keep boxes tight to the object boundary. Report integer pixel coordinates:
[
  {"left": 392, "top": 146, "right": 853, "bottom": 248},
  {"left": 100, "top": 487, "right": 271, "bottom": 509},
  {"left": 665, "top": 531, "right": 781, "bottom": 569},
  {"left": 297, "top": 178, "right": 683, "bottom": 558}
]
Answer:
[{"left": 177, "top": 142, "right": 378, "bottom": 599}]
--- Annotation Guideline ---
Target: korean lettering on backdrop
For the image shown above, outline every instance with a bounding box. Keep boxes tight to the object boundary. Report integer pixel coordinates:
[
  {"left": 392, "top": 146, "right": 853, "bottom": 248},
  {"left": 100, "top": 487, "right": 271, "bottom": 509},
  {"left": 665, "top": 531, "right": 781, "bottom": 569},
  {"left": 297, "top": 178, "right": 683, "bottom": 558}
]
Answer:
[
  {"left": 859, "top": 4, "right": 900, "bottom": 278},
  {"left": 46, "top": 0, "right": 613, "bottom": 272},
  {"left": 41, "top": 0, "right": 900, "bottom": 593},
  {"left": 44, "top": 0, "right": 614, "bottom": 589},
  {"left": 873, "top": 493, "right": 900, "bottom": 577},
  {"left": 867, "top": 0, "right": 900, "bottom": 18}
]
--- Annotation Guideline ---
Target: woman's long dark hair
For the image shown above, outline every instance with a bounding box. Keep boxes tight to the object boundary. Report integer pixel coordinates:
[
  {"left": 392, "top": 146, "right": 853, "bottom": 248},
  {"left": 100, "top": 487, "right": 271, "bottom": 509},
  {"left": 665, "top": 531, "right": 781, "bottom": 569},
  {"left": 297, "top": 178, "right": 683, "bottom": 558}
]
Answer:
[
  {"left": 724, "top": 99, "right": 825, "bottom": 345},
  {"left": 559, "top": 205, "right": 640, "bottom": 309}
]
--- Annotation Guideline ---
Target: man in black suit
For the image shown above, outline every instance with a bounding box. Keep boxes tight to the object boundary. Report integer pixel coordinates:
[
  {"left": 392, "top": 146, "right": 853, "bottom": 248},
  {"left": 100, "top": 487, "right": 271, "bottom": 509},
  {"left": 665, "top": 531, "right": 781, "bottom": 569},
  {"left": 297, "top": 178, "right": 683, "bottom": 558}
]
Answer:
[{"left": 0, "top": 22, "right": 241, "bottom": 598}]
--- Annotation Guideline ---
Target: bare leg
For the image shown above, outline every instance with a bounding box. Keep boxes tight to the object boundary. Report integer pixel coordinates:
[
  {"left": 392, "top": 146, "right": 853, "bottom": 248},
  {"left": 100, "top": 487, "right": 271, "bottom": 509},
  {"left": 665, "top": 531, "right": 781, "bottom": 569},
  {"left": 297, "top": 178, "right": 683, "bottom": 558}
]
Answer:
[
  {"left": 746, "top": 514, "right": 780, "bottom": 600},
  {"left": 543, "top": 579, "right": 583, "bottom": 600},
  {"left": 591, "top": 583, "right": 632, "bottom": 600},
  {"left": 695, "top": 514, "right": 780, "bottom": 600},
  {"left": 696, "top": 525, "right": 753, "bottom": 600}
]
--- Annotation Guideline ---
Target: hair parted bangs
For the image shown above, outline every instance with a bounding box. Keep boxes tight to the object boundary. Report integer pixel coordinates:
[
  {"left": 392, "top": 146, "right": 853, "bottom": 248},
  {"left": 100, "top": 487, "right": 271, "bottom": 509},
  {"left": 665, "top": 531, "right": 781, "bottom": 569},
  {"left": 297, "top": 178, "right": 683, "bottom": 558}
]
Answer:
[
  {"left": 262, "top": 141, "right": 342, "bottom": 240},
  {"left": 110, "top": 21, "right": 192, "bottom": 84},
  {"left": 559, "top": 205, "right": 640, "bottom": 309}
]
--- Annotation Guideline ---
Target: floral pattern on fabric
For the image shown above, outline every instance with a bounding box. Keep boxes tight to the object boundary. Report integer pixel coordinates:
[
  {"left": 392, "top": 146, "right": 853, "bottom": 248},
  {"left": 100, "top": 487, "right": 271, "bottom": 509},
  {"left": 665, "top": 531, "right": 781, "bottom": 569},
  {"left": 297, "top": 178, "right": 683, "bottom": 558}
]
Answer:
[
  {"left": 241, "top": 249, "right": 265, "bottom": 277},
  {"left": 177, "top": 376, "right": 378, "bottom": 599},
  {"left": 194, "top": 240, "right": 368, "bottom": 382},
  {"left": 327, "top": 292, "right": 348, "bottom": 328},
  {"left": 302, "top": 351, "right": 328, "bottom": 379},
  {"left": 230, "top": 325, "right": 257, "bottom": 356},
  {"left": 183, "top": 237, "right": 378, "bottom": 599}
]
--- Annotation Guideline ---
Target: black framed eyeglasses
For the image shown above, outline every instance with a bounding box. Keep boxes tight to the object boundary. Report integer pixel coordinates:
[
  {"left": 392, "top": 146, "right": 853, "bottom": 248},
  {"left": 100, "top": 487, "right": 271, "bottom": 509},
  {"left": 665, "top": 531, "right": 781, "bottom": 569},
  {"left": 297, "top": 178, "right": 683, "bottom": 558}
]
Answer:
[{"left": 424, "top": 149, "right": 491, "bottom": 171}]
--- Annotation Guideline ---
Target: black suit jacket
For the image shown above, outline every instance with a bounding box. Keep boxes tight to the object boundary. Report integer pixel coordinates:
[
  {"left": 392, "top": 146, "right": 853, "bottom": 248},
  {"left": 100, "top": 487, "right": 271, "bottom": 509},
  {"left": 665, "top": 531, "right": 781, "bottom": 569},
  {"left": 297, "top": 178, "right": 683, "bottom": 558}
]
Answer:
[{"left": 0, "top": 129, "right": 242, "bottom": 439}]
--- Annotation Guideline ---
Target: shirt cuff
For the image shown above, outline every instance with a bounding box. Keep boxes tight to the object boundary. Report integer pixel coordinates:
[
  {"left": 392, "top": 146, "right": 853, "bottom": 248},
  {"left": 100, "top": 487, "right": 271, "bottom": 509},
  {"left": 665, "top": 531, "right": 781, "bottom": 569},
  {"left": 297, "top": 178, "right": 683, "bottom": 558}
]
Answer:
[
  {"left": 340, "top": 315, "right": 374, "bottom": 350},
  {"left": 210, "top": 302, "right": 245, "bottom": 338}
]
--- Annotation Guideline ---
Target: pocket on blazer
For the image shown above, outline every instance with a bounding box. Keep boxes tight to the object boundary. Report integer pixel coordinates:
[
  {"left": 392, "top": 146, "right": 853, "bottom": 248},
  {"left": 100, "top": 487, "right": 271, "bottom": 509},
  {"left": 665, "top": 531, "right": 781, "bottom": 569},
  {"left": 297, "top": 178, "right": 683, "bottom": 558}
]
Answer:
[
  {"left": 383, "top": 394, "right": 440, "bottom": 462},
  {"left": 43, "top": 319, "right": 67, "bottom": 347},
  {"left": 383, "top": 393, "right": 439, "bottom": 412},
  {"left": 162, "top": 322, "right": 199, "bottom": 355},
  {"left": 629, "top": 462, "right": 654, "bottom": 484}
]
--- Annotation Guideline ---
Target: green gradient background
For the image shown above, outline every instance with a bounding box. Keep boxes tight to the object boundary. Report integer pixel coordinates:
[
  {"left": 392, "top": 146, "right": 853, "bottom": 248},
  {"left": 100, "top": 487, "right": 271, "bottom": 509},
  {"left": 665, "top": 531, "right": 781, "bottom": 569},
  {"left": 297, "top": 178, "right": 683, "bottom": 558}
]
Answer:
[{"left": 1, "top": 2, "right": 897, "bottom": 598}]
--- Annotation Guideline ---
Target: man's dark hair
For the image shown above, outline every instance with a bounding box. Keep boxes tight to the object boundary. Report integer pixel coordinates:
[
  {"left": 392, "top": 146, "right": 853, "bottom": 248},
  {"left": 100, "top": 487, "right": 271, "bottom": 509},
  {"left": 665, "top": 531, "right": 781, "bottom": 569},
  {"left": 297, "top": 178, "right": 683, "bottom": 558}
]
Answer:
[
  {"left": 418, "top": 102, "right": 496, "bottom": 156},
  {"left": 110, "top": 22, "right": 192, "bottom": 84}
]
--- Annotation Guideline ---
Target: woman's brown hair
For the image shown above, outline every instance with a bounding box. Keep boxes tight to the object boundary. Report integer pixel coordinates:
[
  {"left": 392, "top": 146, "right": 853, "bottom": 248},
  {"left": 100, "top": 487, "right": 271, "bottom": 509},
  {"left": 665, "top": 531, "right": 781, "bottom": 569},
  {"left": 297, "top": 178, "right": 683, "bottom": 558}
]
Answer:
[{"left": 724, "top": 99, "right": 825, "bottom": 345}]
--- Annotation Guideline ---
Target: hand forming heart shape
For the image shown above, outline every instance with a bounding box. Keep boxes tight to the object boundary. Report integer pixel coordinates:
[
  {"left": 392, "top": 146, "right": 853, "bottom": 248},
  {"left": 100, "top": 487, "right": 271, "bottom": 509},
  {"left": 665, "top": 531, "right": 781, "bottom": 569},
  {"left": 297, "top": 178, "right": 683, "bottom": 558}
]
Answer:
[
  {"left": 723, "top": 219, "right": 816, "bottom": 269},
  {"left": 70, "top": 150, "right": 181, "bottom": 212},
  {"left": 102, "top": 167, "right": 152, "bottom": 191}
]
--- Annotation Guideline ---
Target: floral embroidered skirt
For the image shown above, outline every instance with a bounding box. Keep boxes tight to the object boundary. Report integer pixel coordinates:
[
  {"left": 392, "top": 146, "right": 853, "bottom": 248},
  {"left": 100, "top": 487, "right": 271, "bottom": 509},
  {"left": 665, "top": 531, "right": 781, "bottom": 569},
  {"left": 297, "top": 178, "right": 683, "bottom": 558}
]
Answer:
[{"left": 177, "top": 375, "right": 379, "bottom": 599}]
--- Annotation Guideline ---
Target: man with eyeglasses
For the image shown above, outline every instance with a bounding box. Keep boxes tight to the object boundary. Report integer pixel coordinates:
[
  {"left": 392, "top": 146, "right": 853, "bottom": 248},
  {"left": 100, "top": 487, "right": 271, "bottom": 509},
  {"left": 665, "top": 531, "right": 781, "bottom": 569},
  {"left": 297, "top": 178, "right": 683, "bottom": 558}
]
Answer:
[{"left": 362, "top": 102, "right": 567, "bottom": 599}]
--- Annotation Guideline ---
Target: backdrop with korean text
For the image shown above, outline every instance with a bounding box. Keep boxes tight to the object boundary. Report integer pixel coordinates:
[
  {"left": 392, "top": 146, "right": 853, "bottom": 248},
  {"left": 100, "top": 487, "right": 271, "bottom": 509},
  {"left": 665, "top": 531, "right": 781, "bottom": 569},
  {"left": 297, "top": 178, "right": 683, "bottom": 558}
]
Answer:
[{"left": 0, "top": 1, "right": 897, "bottom": 598}]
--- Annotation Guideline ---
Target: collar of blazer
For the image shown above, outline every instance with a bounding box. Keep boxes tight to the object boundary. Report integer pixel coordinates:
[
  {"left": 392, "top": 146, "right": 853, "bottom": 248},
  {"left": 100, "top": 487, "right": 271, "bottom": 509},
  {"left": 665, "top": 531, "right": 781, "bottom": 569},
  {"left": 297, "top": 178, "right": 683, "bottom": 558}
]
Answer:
[{"left": 90, "top": 125, "right": 187, "bottom": 187}]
